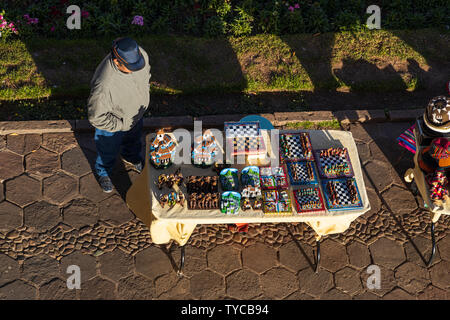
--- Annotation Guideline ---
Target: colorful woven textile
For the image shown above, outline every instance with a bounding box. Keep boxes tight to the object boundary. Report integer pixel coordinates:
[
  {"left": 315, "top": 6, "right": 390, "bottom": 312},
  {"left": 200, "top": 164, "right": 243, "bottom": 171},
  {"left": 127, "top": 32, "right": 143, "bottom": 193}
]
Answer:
[{"left": 397, "top": 124, "right": 416, "bottom": 154}]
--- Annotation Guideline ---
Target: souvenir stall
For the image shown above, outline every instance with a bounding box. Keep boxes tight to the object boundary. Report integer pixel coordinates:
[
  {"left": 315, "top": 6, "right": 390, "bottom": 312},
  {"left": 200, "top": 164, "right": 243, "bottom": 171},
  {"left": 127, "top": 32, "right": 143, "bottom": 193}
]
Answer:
[
  {"left": 404, "top": 96, "right": 450, "bottom": 266},
  {"left": 126, "top": 120, "right": 371, "bottom": 274}
]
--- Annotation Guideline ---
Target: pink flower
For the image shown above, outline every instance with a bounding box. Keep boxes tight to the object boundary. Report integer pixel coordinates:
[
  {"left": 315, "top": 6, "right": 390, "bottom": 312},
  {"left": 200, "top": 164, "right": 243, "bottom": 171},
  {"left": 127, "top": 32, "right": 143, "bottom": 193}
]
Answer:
[
  {"left": 32, "top": 18, "right": 38, "bottom": 24},
  {"left": 23, "top": 14, "right": 29, "bottom": 19},
  {"left": 294, "top": 3, "right": 300, "bottom": 9},
  {"left": 50, "top": 26, "right": 56, "bottom": 32},
  {"left": 131, "top": 15, "right": 144, "bottom": 26},
  {"left": 81, "top": 10, "right": 89, "bottom": 18},
  {"left": 0, "top": 15, "right": 3, "bottom": 20},
  {"left": 0, "top": 21, "right": 6, "bottom": 28},
  {"left": 288, "top": 6, "right": 294, "bottom": 12},
  {"left": 8, "top": 22, "right": 14, "bottom": 28}
]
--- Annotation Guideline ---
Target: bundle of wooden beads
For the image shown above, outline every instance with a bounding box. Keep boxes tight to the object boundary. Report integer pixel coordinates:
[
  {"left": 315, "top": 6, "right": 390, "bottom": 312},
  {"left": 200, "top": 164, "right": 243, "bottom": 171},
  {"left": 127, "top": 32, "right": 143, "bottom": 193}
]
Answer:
[
  {"left": 346, "top": 179, "right": 359, "bottom": 203},
  {"left": 295, "top": 188, "right": 322, "bottom": 210},
  {"left": 326, "top": 181, "right": 339, "bottom": 206}
]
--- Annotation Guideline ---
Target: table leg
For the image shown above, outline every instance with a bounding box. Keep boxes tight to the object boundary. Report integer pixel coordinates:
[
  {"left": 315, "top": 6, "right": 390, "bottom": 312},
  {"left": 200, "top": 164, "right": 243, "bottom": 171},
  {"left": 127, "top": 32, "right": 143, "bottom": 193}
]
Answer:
[
  {"left": 315, "top": 239, "right": 321, "bottom": 273},
  {"left": 177, "top": 245, "right": 186, "bottom": 278},
  {"left": 426, "top": 222, "right": 436, "bottom": 266}
]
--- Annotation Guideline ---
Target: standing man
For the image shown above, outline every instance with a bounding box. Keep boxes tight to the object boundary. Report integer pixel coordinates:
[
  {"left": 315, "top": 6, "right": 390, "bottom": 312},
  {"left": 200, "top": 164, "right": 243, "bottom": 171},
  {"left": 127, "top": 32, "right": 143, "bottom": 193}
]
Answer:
[{"left": 88, "top": 37, "right": 151, "bottom": 192}]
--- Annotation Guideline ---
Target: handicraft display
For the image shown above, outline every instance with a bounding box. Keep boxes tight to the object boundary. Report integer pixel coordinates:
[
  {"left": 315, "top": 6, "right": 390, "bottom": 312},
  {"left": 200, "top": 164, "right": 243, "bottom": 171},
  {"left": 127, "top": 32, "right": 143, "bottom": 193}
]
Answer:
[
  {"left": 192, "top": 129, "right": 219, "bottom": 168},
  {"left": 293, "top": 187, "right": 325, "bottom": 213},
  {"left": 225, "top": 121, "right": 266, "bottom": 156},
  {"left": 149, "top": 129, "right": 177, "bottom": 169},
  {"left": 280, "top": 133, "right": 313, "bottom": 161},
  {"left": 220, "top": 191, "right": 241, "bottom": 215},
  {"left": 321, "top": 178, "right": 363, "bottom": 210},
  {"left": 259, "top": 166, "right": 289, "bottom": 189},
  {"left": 262, "top": 189, "right": 292, "bottom": 214},
  {"left": 286, "top": 161, "right": 319, "bottom": 185},
  {"left": 314, "top": 147, "right": 354, "bottom": 179}
]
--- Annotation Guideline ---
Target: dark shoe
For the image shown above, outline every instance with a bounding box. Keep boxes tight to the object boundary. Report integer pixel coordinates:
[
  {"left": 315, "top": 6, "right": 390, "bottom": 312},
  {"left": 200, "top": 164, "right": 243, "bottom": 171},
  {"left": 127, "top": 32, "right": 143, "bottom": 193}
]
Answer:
[
  {"left": 122, "top": 158, "right": 143, "bottom": 173},
  {"left": 98, "top": 176, "right": 113, "bottom": 193}
]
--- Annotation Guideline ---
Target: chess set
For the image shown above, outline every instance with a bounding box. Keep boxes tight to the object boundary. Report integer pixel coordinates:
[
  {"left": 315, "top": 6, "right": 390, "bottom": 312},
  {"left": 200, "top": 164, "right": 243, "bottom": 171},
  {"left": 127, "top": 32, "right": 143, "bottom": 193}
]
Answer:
[
  {"left": 279, "top": 134, "right": 362, "bottom": 213},
  {"left": 150, "top": 124, "right": 363, "bottom": 215},
  {"left": 225, "top": 122, "right": 266, "bottom": 156}
]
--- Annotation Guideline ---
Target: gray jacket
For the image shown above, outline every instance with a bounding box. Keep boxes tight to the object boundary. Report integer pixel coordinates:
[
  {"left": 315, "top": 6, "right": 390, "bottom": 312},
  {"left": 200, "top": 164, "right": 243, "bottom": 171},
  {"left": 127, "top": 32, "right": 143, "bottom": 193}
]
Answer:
[{"left": 87, "top": 47, "right": 151, "bottom": 132}]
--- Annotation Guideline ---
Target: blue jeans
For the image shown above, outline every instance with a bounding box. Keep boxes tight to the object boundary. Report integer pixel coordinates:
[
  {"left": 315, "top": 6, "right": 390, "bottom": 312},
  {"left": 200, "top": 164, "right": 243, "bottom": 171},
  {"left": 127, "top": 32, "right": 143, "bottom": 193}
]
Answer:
[{"left": 94, "top": 118, "right": 143, "bottom": 177}]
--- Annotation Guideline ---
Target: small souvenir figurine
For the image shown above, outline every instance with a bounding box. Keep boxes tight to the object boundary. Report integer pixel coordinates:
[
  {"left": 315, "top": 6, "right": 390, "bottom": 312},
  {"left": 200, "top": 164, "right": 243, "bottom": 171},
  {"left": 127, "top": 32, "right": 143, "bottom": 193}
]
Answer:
[
  {"left": 159, "top": 191, "right": 184, "bottom": 208},
  {"left": 192, "top": 129, "right": 219, "bottom": 167},
  {"left": 149, "top": 129, "right": 177, "bottom": 169},
  {"left": 220, "top": 191, "right": 241, "bottom": 215},
  {"left": 241, "top": 198, "right": 252, "bottom": 211},
  {"left": 252, "top": 199, "right": 262, "bottom": 210},
  {"left": 159, "top": 194, "right": 168, "bottom": 208},
  {"left": 157, "top": 174, "right": 167, "bottom": 189},
  {"left": 428, "top": 169, "right": 449, "bottom": 201}
]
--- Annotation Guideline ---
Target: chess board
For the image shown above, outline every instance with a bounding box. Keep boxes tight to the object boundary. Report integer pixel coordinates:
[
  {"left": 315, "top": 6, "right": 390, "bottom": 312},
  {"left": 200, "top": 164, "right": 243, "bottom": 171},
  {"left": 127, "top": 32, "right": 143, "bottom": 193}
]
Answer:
[
  {"left": 280, "top": 133, "right": 314, "bottom": 161},
  {"left": 293, "top": 187, "right": 325, "bottom": 214},
  {"left": 286, "top": 161, "right": 319, "bottom": 185},
  {"left": 227, "top": 136, "right": 266, "bottom": 156},
  {"left": 225, "top": 121, "right": 260, "bottom": 138},
  {"left": 321, "top": 178, "right": 363, "bottom": 211},
  {"left": 262, "top": 190, "right": 292, "bottom": 214},
  {"left": 314, "top": 148, "right": 354, "bottom": 179}
]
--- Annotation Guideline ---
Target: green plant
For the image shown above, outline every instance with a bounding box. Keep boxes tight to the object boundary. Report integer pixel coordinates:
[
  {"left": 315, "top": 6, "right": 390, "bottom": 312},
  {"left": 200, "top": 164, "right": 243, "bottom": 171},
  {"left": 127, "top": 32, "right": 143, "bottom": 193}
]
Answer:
[
  {"left": 229, "top": 6, "right": 254, "bottom": 36},
  {"left": 97, "top": 12, "right": 124, "bottom": 36},
  {"left": 204, "top": 15, "right": 226, "bottom": 37},
  {"left": 307, "top": 2, "right": 330, "bottom": 33}
]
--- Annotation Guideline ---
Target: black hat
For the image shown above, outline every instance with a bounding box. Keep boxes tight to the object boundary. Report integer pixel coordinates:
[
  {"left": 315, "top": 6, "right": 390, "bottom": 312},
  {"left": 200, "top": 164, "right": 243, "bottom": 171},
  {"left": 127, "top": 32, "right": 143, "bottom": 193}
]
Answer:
[{"left": 111, "top": 37, "right": 145, "bottom": 72}]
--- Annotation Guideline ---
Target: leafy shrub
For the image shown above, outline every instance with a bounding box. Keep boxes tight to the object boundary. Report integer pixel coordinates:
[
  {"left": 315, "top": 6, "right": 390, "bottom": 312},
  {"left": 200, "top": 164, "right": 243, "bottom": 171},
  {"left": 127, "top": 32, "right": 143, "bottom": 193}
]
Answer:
[
  {"left": 204, "top": 15, "right": 227, "bottom": 37},
  {"left": 229, "top": 6, "right": 254, "bottom": 36},
  {"left": 306, "top": 2, "right": 330, "bottom": 33}
]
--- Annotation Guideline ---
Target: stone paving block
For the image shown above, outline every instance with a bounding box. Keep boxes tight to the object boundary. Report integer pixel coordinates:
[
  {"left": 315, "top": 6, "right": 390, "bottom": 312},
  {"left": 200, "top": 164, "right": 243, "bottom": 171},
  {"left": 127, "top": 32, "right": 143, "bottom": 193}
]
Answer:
[
  {"left": 383, "top": 288, "right": 415, "bottom": 300},
  {"left": 285, "top": 290, "right": 314, "bottom": 300},
  {"left": 352, "top": 291, "right": 381, "bottom": 300},
  {"left": 369, "top": 238, "right": 406, "bottom": 269},
  {"left": 0, "top": 182, "right": 3, "bottom": 202},
  {"left": 260, "top": 267, "right": 297, "bottom": 299},
  {"left": 348, "top": 124, "right": 373, "bottom": 143},
  {"left": 360, "top": 266, "right": 396, "bottom": 297},
  {"left": 346, "top": 241, "right": 371, "bottom": 269},
  {"left": 0, "top": 120, "right": 75, "bottom": 135},
  {"left": 98, "top": 195, "right": 135, "bottom": 226},
  {"left": 0, "top": 201, "right": 23, "bottom": 232},
  {"left": 394, "top": 262, "right": 430, "bottom": 294},
  {"left": 80, "top": 173, "right": 113, "bottom": 203},
  {"left": 42, "top": 132, "right": 77, "bottom": 153},
  {"left": 0, "top": 150, "right": 23, "bottom": 181},
  {"left": 25, "top": 148, "right": 59, "bottom": 177},
  {"left": 335, "top": 109, "right": 386, "bottom": 124},
  {"left": 242, "top": 242, "right": 277, "bottom": 274},
  {"left": 43, "top": 172, "right": 78, "bottom": 205},
  {"left": 80, "top": 276, "right": 116, "bottom": 300},
  {"left": 226, "top": 269, "right": 261, "bottom": 300},
  {"left": 335, "top": 267, "right": 364, "bottom": 296},
  {"left": 389, "top": 109, "right": 424, "bottom": 122},
  {"left": 173, "top": 247, "right": 208, "bottom": 277},
  {"left": 381, "top": 185, "right": 417, "bottom": 216},
  {"left": 0, "top": 135, "right": 6, "bottom": 150},
  {"left": 279, "top": 241, "right": 314, "bottom": 273},
  {"left": 5, "top": 174, "right": 40, "bottom": 207},
  {"left": 364, "top": 160, "right": 393, "bottom": 192},
  {"left": 24, "top": 201, "right": 61, "bottom": 233},
  {"left": 60, "top": 251, "right": 97, "bottom": 284},
  {"left": 61, "top": 147, "right": 94, "bottom": 177},
  {"left": 98, "top": 249, "right": 134, "bottom": 282},
  {"left": 404, "top": 236, "right": 441, "bottom": 267},
  {"left": 0, "top": 279, "right": 37, "bottom": 300},
  {"left": 22, "top": 254, "right": 60, "bottom": 285},
  {"left": 63, "top": 198, "right": 99, "bottom": 229},
  {"left": 320, "top": 288, "right": 352, "bottom": 300},
  {"left": 319, "top": 239, "right": 349, "bottom": 273},
  {"left": 0, "top": 253, "right": 20, "bottom": 287},
  {"left": 429, "top": 260, "right": 450, "bottom": 290},
  {"left": 154, "top": 272, "right": 179, "bottom": 297},
  {"left": 274, "top": 111, "right": 335, "bottom": 126},
  {"left": 117, "top": 274, "right": 155, "bottom": 300},
  {"left": 135, "top": 246, "right": 172, "bottom": 280},
  {"left": 39, "top": 278, "right": 77, "bottom": 300},
  {"left": 6, "top": 134, "right": 41, "bottom": 155},
  {"left": 297, "top": 267, "right": 334, "bottom": 298},
  {"left": 437, "top": 236, "right": 450, "bottom": 262},
  {"left": 356, "top": 141, "right": 371, "bottom": 164},
  {"left": 207, "top": 245, "right": 241, "bottom": 275},
  {"left": 158, "top": 278, "right": 192, "bottom": 300},
  {"left": 417, "top": 285, "right": 448, "bottom": 300},
  {"left": 190, "top": 270, "right": 225, "bottom": 299}
]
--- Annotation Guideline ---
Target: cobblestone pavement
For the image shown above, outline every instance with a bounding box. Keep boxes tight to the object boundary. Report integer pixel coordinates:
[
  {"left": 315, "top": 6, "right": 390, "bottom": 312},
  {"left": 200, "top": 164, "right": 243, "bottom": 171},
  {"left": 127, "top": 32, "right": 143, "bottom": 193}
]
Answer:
[{"left": 0, "top": 122, "right": 449, "bottom": 300}]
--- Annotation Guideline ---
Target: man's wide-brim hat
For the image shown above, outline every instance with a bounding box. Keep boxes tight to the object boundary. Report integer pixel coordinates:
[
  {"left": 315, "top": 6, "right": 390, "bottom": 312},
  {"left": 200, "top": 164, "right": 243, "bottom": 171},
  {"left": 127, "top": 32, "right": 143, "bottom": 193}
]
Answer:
[
  {"left": 111, "top": 37, "right": 145, "bottom": 72},
  {"left": 423, "top": 96, "right": 450, "bottom": 133}
]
